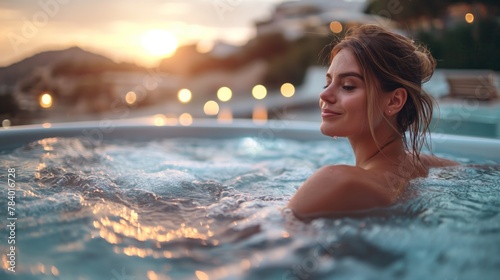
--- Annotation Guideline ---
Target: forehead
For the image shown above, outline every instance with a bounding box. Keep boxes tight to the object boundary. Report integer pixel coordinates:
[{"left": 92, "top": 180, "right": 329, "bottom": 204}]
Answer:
[{"left": 327, "top": 49, "right": 361, "bottom": 76}]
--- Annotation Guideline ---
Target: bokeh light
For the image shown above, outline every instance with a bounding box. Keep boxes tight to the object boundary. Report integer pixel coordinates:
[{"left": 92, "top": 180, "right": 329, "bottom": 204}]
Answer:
[
  {"left": 179, "top": 113, "right": 193, "bottom": 126},
  {"left": 125, "top": 91, "right": 137, "bottom": 105},
  {"left": 252, "top": 105, "right": 268, "bottom": 124},
  {"left": 217, "top": 108, "right": 233, "bottom": 123},
  {"left": 39, "top": 92, "right": 53, "bottom": 109},
  {"left": 330, "top": 21, "right": 343, "bottom": 33},
  {"left": 204, "top": 100, "right": 219, "bottom": 116},
  {"left": 252, "top": 85, "right": 267, "bottom": 100},
  {"left": 280, "top": 83, "right": 295, "bottom": 97},
  {"left": 465, "top": 13, "right": 474, "bottom": 23},
  {"left": 2, "top": 119, "right": 11, "bottom": 128},
  {"left": 42, "top": 123, "right": 51, "bottom": 128},
  {"left": 153, "top": 114, "right": 166, "bottom": 126},
  {"left": 217, "top": 86, "right": 232, "bottom": 102},
  {"left": 178, "top": 89, "right": 192, "bottom": 103}
]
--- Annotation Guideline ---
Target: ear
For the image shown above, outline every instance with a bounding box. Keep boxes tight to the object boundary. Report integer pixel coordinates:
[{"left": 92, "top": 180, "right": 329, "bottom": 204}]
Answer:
[{"left": 385, "top": 88, "right": 407, "bottom": 117}]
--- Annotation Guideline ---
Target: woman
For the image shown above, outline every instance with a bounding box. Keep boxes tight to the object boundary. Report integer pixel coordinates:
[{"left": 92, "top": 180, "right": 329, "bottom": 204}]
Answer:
[{"left": 287, "top": 25, "right": 458, "bottom": 218}]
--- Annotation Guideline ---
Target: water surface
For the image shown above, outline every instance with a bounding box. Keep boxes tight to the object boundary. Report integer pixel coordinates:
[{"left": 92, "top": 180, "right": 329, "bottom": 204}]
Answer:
[{"left": 0, "top": 137, "right": 499, "bottom": 280}]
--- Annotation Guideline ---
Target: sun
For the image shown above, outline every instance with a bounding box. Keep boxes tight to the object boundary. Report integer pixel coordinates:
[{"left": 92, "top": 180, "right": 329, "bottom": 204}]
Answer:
[{"left": 141, "top": 29, "right": 178, "bottom": 58}]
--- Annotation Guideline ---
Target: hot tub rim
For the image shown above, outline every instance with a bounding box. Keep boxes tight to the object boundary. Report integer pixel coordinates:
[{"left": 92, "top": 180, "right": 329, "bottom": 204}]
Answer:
[{"left": 1, "top": 118, "right": 499, "bottom": 161}]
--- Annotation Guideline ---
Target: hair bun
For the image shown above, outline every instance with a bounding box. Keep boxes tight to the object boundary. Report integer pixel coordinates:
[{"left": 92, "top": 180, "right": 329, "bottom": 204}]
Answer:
[{"left": 415, "top": 48, "right": 436, "bottom": 84}]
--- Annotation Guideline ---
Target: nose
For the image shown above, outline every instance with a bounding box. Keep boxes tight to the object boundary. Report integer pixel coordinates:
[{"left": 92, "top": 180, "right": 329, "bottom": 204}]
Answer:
[{"left": 319, "top": 86, "right": 335, "bottom": 108}]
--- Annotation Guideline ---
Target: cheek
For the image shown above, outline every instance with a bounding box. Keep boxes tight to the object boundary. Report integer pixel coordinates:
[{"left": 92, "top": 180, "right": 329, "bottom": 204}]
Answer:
[{"left": 345, "top": 95, "right": 367, "bottom": 117}]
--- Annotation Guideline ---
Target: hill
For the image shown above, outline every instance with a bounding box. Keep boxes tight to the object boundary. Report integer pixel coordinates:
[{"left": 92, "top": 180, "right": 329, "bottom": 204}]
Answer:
[{"left": 0, "top": 46, "right": 144, "bottom": 85}]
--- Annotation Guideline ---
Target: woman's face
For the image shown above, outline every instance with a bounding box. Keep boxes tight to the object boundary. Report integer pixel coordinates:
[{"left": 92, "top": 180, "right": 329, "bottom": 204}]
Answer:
[{"left": 319, "top": 48, "right": 375, "bottom": 139}]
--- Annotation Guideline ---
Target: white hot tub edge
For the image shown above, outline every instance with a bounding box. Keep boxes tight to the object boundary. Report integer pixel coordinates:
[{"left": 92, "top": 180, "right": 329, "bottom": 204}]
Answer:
[{"left": 1, "top": 119, "right": 499, "bottom": 161}]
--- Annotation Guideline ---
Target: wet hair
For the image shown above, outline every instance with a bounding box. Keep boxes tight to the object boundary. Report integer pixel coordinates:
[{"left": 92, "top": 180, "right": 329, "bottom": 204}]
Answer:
[{"left": 330, "top": 24, "right": 436, "bottom": 163}]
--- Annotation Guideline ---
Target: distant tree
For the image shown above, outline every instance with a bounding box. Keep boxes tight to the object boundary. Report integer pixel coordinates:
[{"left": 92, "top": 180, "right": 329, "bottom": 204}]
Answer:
[
  {"left": 0, "top": 93, "right": 20, "bottom": 117},
  {"left": 365, "top": 0, "right": 499, "bottom": 22},
  {"left": 264, "top": 34, "right": 332, "bottom": 88},
  {"left": 417, "top": 18, "right": 500, "bottom": 70},
  {"left": 365, "top": 0, "right": 500, "bottom": 70}
]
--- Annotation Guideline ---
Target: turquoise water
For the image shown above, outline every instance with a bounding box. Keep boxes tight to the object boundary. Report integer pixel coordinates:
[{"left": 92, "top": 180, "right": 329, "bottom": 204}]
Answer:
[{"left": 0, "top": 137, "right": 499, "bottom": 280}]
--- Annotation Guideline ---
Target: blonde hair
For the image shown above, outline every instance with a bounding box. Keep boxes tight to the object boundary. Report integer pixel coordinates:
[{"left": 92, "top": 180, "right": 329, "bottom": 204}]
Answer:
[{"left": 331, "top": 25, "right": 436, "bottom": 162}]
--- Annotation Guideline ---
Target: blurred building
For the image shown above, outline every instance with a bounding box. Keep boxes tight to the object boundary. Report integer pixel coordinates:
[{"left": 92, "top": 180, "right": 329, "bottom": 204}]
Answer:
[{"left": 255, "top": 0, "right": 394, "bottom": 39}]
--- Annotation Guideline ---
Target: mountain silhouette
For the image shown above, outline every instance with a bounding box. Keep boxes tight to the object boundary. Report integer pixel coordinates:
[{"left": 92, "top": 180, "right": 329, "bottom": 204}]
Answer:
[{"left": 0, "top": 46, "right": 143, "bottom": 86}]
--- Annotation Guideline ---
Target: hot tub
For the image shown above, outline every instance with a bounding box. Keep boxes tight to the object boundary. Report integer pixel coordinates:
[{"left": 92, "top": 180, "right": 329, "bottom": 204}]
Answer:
[{"left": 1, "top": 119, "right": 499, "bottom": 280}]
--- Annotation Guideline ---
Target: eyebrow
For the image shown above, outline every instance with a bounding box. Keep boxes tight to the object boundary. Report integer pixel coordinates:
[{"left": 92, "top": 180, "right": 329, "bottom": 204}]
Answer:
[{"left": 326, "top": 72, "right": 364, "bottom": 81}]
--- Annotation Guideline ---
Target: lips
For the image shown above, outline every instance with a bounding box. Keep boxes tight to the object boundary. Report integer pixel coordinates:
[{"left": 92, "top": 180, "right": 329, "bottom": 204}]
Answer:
[{"left": 321, "top": 109, "right": 342, "bottom": 117}]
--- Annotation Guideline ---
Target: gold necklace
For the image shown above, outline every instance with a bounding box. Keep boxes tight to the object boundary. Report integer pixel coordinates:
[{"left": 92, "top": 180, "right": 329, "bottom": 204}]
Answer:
[{"left": 362, "top": 136, "right": 400, "bottom": 166}]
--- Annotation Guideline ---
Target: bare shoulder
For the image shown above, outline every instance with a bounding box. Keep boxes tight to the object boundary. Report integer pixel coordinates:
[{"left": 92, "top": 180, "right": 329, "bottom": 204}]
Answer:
[
  {"left": 419, "top": 154, "right": 460, "bottom": 168},
  {"left": 301, "top": 164, "right": 366, "bottom": 184},
  {"left": 287, "top": 165, "right": 393, "bottom": 218}
]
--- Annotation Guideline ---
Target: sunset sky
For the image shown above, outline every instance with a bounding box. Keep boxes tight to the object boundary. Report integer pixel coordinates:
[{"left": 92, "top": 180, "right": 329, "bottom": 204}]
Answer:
[{"left": 1, "top": 0, "right": 287, "bottom": 67}]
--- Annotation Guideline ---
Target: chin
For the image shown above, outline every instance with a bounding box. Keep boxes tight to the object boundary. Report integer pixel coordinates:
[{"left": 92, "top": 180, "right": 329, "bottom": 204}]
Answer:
[{"left": 320, "top": 123, "right": 335, "bottom": 137}]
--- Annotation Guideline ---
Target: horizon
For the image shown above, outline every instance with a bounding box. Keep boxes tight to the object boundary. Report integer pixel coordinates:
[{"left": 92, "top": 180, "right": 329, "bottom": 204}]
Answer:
[
  {"left": 1, "top": 0, "right": 287, "bottom": 68},
  {"left": 0, "top": 41, "right": 240, "bottom": 69}
]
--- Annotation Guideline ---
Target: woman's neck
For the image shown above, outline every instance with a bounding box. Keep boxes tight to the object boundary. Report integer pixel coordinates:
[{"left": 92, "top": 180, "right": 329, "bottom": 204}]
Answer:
[{"left": 349, "top": 133, "right": 404, "bottom": 168}]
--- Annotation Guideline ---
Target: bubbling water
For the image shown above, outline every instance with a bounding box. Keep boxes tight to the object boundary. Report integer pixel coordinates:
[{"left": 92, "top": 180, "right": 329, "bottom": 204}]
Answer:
[{"left": 0, "top": 137, "right": 498, "bottom": 280}]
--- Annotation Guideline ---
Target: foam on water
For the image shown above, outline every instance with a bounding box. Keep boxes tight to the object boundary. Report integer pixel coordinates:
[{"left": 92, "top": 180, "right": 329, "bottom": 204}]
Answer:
[{"left": 0, "top": 137, "right": 499, "bottom": 280}]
